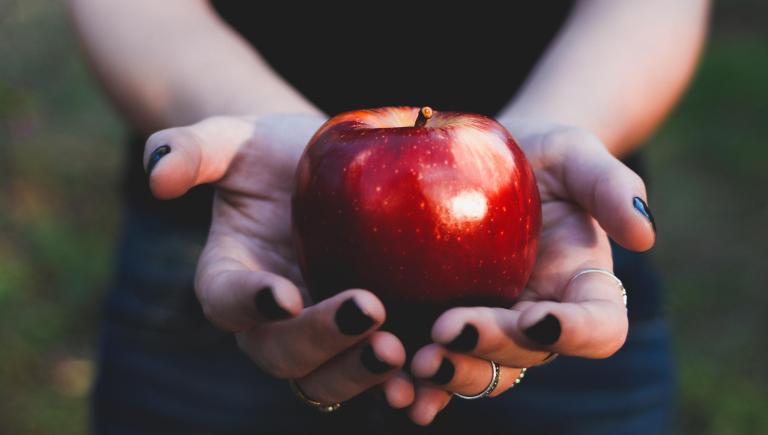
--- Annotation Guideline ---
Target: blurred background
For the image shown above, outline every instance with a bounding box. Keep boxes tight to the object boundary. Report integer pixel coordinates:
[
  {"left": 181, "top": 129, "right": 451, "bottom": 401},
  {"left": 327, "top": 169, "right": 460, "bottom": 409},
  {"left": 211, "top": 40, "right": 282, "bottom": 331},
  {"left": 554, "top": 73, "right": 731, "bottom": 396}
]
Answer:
[{"left": 1, "top": 1, "right": 766, "bottom": 434}]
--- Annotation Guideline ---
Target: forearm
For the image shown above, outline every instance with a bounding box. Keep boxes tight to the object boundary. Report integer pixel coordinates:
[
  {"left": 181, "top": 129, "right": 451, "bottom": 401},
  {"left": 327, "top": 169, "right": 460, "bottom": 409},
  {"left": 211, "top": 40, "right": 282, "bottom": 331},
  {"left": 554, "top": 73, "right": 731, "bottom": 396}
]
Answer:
[
  {"left": 499, "top": 0, "right": 709, "bottom": 156},
  {"left": 68, "top": 0, "right": 321, "bottom": 134}
]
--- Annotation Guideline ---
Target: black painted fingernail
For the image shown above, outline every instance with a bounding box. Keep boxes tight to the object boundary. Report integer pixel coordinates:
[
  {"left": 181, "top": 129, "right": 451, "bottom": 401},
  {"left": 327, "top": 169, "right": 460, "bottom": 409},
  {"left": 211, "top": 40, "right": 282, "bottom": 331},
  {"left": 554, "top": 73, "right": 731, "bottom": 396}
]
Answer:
[
  {"left": 633, "top": 197, "right": 656, "bottom": 232},
  {"left": 361, "top": 345, "right": 393, "bottom": 374},
  {"left": 146, "top": 145, "right": 171, "bottom": 176},
  {"left": 254, "top": 287, "right": 291, "bottom": 320},
  {"left": 524, "top": 314, "right": 561, "bottom": 345},
  {"left": 428, "top": 358, "right": 455, "bottom": 385},
  {"left": 335, "top": 298, "right": 374, "bottom": 335},
  {"left": 446, "top": 324, "right": 479, "bottom": 352}
]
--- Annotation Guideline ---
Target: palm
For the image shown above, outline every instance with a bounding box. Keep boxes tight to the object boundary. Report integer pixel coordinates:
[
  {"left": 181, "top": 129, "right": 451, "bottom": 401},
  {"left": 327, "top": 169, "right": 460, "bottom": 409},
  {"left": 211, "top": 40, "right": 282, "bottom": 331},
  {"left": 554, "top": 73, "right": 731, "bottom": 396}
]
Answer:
[
  {"left": 203, "top": 114, "right": 327, "bottom": 295},
  {"left": 522, "top": 198, "right": 611, "bottom": 302},
  {"left": 500, "top": 120, "right": 617, "bottom": 306}
]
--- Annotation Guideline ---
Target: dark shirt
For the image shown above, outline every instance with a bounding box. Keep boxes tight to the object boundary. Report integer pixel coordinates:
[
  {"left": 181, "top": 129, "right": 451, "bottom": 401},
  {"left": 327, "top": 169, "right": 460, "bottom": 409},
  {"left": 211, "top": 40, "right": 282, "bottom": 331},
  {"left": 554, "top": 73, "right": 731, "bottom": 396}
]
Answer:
[{"left": 122, "top": 2, "right": 660, "bottom": 321}]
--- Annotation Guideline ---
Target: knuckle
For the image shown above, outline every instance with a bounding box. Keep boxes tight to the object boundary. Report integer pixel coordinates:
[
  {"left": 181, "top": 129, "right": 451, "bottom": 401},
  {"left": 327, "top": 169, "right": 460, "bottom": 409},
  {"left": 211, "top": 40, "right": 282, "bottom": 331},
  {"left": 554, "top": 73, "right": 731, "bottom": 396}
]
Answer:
[
  {"left": 302, "top": 382, "right": 345, "bottom": 405},
  {"left": 173, "top": 128, "right": 205, "bottom": 150},
  {"left": 283, "top": 365, "right": 314, "bottom": 380},
  {"left": 195, "top": 116, "right": 230, "bottom": 134},
  {"left": 592, "top": 169, "right": 619, "bottom": 202},
  {"left": 243, "top": 346, "right": 295, "bottom": 379},
  {"left": 265, "top": 348, "right": 315, "bottom": 379},
  {"left": 196, "top": 116, "right": 250, "bottom": 139},
  {"left": 280, "top": 358, "right": 314, "bottom": 379},
  {"left": 235, "top": 333, "right": 261, "bottom": 364},
  {"left": 306, "top": 306, "right": 338, "bottom": 342},
  {"left": 199, "top": 301, "right": 219, "bottom": 326},
  {"left": 199, "top": 115, "right": 230, "bottom": 126},
  {"left": 595, "top": 335, "right": 627, "bottom": 359},
  {"left": 195, "top": 280, "right": 227, "bottom": 330},
  {"left": 197, "top": 289, "right": 222, "bottom": 327},
  {"left": 544, "top": 127, "right": 602, "bottom": 151},
  {"left": 592, "top": 317, "right": 628, "bottom": 359},
  {"left": 605, "top": 160, "right": 645, "bottom": 194},
  {"left": 235, "top": 332, "right": 304, "bottom": 379},
  {"left": 629, "top": 171, "right": 647, "bottom": 194},
  {"left": 264, "top": 360, "right": 294, "bottom": 379},
  {"left": 193, "top": 271, "right": 245, "bottom": 332},
  {"left": 267, "top": 363, "right": 297, "bottom": 380}
]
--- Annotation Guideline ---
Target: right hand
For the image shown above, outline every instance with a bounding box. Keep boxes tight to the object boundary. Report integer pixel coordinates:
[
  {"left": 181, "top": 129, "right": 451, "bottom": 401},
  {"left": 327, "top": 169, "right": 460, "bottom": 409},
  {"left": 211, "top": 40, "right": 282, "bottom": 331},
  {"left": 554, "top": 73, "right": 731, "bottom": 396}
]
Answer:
[{"left": 143, "top": 114, "right": 414, "bottom": 409}]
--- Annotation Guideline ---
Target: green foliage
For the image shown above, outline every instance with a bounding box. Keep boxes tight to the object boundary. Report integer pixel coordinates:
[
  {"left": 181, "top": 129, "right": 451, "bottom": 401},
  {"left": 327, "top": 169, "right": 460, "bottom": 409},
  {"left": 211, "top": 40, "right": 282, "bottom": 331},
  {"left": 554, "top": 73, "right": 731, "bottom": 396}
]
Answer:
[
  {"left": 0, "top": 2, "right": 120, "bottom": 434},
  {"left": 647, "top": 26, "right": 768, "bottom": 435}
]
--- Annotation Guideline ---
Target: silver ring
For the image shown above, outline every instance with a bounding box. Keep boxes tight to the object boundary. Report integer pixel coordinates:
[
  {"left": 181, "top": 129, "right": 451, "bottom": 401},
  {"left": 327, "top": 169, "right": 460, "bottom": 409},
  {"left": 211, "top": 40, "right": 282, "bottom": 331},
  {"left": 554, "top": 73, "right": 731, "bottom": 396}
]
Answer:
[
  {"left": 569, "top": 268, "right": 627, "bottom": 307},
  {"left": 455, "top": 361, "right": 512, "bottom": 400}
]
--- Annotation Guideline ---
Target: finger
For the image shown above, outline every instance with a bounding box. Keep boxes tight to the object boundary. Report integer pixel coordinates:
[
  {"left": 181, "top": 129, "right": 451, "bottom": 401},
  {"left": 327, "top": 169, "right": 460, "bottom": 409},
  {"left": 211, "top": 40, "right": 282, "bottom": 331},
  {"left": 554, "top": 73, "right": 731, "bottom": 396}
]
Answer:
[
  {"left": 411, "top": 344, "right": 525, "bottom": 399},
  {"left": 194, "top": 209, "right": 302, "bottom": 331},
  {"left": 143, "top": 116, "right": 253, "bottom": 199},
  {"left": 295, "top": 331, "right": 405, "bottom": 405},
  {"left": 195, "top": 268, "right": 303, "bottom": 332},
  {"left": 382, "top": 371, "right": 415, "bottom": 409},
  {"left": 431, "top": 307, "right": 551, "bottom": 368},
  {"left": 235, "top": 289, "right": 386, "bottom": 379},
  {"left": 516, "top": 271, "right": 629, "bottom": 358},
  {"left": 407, "top": 384, "right": 452, "bottom": 426},
  {"left": 547, "top": 128, "right": 656, "bottom": 251}
]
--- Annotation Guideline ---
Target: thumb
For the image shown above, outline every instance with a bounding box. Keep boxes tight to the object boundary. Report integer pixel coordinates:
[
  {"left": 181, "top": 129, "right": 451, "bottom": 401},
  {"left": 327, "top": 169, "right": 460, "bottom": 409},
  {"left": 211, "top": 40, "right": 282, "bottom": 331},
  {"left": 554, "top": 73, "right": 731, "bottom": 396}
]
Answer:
[
  {"left": 143, "top": 116, "right": 254, "bottom": 199},
  {"left": 555, "top": 129, "right": 656, "bottom": 252}
]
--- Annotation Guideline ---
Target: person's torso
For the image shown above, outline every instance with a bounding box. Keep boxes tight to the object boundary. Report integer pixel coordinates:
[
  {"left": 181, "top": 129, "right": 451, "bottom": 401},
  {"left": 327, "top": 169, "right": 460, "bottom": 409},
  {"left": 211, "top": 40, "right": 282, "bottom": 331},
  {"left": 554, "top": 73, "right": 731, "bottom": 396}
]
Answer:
[
  {"left": 118, "top": 2, "right": 661, "bottom": 325},
  {"left": 211, "top": 2, "right": 574, "bottom": 116}
]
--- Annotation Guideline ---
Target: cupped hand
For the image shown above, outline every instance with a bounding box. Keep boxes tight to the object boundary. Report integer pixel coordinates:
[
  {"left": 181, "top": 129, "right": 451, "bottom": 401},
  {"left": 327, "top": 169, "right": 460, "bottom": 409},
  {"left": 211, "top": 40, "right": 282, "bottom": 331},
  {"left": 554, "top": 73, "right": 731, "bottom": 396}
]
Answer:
[
  {"left": 406, "top": 119, "right": 656, "bottom": 425},
  {"left": 143, "top": 114, "right": 414, "bottom": 410}
]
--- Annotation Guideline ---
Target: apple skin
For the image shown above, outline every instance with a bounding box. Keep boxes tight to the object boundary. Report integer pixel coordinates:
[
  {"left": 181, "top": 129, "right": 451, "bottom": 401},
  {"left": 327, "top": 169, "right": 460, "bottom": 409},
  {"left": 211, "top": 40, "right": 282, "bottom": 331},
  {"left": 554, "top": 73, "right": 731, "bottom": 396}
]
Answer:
[{"left": 292, "top": 107, "right": 541, "bottom": 350}]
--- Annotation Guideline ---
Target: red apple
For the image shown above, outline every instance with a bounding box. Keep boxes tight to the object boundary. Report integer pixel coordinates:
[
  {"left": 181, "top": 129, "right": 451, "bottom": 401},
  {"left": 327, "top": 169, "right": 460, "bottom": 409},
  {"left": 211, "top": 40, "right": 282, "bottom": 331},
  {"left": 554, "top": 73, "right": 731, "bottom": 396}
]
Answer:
[{"left": 292, "top": 107, "right": 541, "bottom": 350}]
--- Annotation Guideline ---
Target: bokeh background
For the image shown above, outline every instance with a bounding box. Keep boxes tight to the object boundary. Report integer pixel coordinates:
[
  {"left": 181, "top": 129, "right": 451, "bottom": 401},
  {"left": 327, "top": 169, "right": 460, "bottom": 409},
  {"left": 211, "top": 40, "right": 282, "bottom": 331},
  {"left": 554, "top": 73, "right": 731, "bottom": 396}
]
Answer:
[{"left": 1, "top": 1, "right": 766, "bottom": 434}]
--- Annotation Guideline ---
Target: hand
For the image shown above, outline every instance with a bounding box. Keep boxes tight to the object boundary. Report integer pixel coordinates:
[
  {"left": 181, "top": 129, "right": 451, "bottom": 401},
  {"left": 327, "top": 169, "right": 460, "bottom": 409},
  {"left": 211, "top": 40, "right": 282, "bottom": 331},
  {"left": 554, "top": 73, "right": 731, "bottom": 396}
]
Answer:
[
  {"left": 405, "top": 119, "right": 656, "bottom": 425},
  {"left": 143, "top": 114, "right": 414, "bottom": 409}
]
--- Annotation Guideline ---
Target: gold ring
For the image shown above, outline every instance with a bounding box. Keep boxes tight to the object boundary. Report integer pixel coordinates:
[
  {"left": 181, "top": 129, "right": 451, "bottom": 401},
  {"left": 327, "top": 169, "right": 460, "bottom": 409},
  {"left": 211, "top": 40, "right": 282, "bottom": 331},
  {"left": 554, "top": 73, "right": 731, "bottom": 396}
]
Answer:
[
  {"left": 288, "top": 379, "right": 342, "bottom": 412},
  {"left": 508, "top": 367, "right": 527, "bottom": 390},
  {"left": 569, "top": 268, "right": 627, "bottom": 307}
]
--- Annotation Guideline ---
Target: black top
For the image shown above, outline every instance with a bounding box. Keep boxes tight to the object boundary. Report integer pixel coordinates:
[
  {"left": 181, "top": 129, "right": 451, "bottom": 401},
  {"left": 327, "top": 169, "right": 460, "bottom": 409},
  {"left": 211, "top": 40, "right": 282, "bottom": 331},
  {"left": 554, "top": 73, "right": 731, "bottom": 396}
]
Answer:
[
  {"left": 212, "top": 2, "right": 573, "bottom": 116},
  {"left": 125, "top": 2, "right": 576, "bottom": 216},
  {"left": 122, "top": 2, "right": 661, "bottom": 321}
]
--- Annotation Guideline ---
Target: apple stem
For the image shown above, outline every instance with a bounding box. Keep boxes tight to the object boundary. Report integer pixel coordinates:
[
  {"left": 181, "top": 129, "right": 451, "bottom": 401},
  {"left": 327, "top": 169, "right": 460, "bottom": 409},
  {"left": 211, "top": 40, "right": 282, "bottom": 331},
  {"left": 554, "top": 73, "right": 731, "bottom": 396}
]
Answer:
[{"left": 414, "top": 106, "right": 433, "bottom": 128}]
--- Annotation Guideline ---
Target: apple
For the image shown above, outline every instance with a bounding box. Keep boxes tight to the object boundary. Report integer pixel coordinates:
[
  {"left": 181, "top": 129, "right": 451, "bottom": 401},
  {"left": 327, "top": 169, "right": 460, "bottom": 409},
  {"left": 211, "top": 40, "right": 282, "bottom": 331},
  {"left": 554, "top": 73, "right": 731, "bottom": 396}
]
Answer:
[{"left": 292, "top": 107, "right": 541, "bottom": 351}]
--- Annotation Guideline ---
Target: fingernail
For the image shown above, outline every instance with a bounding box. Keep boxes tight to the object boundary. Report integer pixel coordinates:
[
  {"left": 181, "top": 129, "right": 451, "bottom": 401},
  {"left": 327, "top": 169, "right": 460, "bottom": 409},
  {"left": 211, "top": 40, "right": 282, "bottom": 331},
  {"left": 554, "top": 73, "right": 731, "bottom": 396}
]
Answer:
[
  {"left": 633, "top": 197, "right": 656, "bottom": 232},
  {"left": 428, "top": 358, "right": 455, "bottom": 385},
  {"left": 146, "top": 145, "right": 171, "bottom": 176},
  {"left": 445, "top": 324, "right": 478, "bottom": 352},
  {"left": 523, "top": 314, "right": 561, "bottom": 346},
  {"left": 360, "top": 344, "right": 393, "bottom": 374},
  {"left": 254, "top": 287, "right": 291, "bottom": 320},
  {"left": 335, "top": 298, "right": 374, "bottom": 335}
]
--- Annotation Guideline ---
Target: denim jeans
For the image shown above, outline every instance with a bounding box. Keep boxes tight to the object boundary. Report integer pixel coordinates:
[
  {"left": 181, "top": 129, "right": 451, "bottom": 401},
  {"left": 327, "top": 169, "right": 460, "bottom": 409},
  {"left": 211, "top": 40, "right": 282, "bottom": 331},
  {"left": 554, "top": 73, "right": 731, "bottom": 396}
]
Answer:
[{"left": 92, "top": 206, "right": 675, "bottom": 435}]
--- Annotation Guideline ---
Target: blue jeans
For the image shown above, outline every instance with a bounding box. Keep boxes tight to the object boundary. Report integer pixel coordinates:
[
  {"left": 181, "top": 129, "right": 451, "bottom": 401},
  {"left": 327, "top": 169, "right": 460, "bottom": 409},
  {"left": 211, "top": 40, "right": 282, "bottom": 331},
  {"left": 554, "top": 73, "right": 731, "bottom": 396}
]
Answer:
[{"left": 92, "top": 206, "right": 675, "bottom": 435}]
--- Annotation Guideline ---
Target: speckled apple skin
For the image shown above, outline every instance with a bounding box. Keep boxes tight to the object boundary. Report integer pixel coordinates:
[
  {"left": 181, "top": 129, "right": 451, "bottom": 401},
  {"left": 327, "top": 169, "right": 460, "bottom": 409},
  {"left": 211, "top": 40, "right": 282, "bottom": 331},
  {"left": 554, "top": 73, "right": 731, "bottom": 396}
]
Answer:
[{"left": 292, "top": 107, "right": 541, "bottom": 349}]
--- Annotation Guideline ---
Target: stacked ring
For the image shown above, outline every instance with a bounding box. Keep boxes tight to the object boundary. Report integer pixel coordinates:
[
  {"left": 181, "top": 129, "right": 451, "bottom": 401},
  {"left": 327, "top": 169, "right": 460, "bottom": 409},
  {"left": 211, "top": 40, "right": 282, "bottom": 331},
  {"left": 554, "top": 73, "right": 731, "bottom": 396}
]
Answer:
[
  {"left": 288, "top": 379, "right": 342, "bottom": 412},
  {"left": 569, "top": 268, "right": 627, "bottom": 307},
  {"left": 454, "top": 361, "right": 528, "bottom": 400}
]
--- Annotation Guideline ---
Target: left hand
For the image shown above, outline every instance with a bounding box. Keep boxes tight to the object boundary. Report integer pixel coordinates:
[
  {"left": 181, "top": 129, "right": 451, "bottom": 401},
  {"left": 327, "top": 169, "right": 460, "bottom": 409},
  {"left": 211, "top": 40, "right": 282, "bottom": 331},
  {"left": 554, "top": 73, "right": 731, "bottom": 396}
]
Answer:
[
  {"left": 143, "top": 114, "right": 414, "bottom": 411},
  {"left": 405, "top": 119, "right": 656, "bottom": 425}
]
